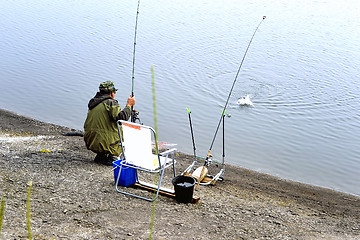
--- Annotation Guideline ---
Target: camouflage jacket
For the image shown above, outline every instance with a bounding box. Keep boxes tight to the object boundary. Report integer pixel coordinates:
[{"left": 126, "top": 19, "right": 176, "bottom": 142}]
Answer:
[{"left": 83, "top": 92, "right": 131, "bottom": 156}]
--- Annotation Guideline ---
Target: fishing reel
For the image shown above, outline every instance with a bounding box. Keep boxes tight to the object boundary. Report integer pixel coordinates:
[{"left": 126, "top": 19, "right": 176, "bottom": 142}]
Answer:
[
  {"left": 205, "top": 155, "right": 213, "bottom": 167},
  {"left": 131, "top": 109, "right": 142, "bottom": 124}
]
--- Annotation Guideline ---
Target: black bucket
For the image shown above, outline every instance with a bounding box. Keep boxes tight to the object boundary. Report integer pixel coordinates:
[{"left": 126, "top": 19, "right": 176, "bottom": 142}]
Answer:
[{"left": 172, "top": 175, "right": 196, "bottom": 203}]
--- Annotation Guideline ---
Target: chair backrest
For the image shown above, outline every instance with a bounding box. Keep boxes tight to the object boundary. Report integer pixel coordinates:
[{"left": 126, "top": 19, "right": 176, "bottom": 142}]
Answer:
[{"left": 119, "top": 121, "right": 159, "bottom": 170}]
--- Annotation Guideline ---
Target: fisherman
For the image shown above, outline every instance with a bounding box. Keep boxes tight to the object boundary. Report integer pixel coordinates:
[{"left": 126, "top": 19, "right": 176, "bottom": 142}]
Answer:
[{"left": 84, "top": 81, "right": 136, "bottom": 165}]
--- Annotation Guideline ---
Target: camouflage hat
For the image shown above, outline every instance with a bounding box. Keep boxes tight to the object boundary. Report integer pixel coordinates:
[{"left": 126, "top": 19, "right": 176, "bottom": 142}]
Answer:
[{"left": 99, "top": 81, "right": 118, "bottom": 93}]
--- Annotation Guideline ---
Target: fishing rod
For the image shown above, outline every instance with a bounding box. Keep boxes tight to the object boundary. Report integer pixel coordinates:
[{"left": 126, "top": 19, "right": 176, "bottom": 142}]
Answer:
[
  {"left": 130, "top": 0, "right": 141, "bottom": 123},
  {"left": 206, "top": 16, "right": 266, "bottom": 159},
  {"left": 187, "top": 108, "right": 197, "bottom": 162}
]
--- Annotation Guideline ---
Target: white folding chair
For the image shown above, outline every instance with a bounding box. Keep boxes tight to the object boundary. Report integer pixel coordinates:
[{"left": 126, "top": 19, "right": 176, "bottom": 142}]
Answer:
[{"left": 113, "top": 120, "right": 176, "bottom": 201}]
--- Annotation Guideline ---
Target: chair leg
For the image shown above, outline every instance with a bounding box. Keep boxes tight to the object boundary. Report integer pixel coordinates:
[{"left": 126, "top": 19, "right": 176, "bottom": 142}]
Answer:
[
  {"left": 115, "top": 166, "right": 165, "bottom": 202},
  {"left": 114, "top": 152, "right": 177, "bottom": 202}
]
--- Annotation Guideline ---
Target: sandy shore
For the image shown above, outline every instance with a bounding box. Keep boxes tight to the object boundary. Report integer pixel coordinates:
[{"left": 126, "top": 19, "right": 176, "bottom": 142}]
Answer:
[{"left": 0, "top": 109, "right": 359, "bottom": 239}]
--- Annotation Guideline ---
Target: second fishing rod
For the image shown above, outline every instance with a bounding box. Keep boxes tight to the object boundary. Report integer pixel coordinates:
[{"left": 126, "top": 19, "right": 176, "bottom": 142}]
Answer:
[
  {"left": 205, "top": 16, "right": 267, "bottom": 160},
  {"left": 185, "top": 16, "right": 267, "bottom": 188}
]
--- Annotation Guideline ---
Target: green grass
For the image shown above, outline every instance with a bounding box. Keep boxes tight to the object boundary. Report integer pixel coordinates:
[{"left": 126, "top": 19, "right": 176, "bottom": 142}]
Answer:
[
  {"left": 149, "top": 65, "right": 158, "bottom": 240},
  {"left": 0, "top": 182, "right": 33, "bottom": 239},
  {"left": 0, "top": 196, "right": 5, "bottom": 235},
  {"left": 27, "top": 181, "right": 33, "bottom": 240}
]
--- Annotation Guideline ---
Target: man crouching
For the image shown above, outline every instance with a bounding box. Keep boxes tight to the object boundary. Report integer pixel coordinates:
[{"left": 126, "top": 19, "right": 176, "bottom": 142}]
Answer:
[{"left": 84, "top": 81, "right": 135, "bottom": 165}]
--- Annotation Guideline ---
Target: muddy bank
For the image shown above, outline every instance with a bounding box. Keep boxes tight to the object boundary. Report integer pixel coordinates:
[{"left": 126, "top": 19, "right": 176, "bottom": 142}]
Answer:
[{"left": 0, "top": 109, "right": 359, "bottom": 239}]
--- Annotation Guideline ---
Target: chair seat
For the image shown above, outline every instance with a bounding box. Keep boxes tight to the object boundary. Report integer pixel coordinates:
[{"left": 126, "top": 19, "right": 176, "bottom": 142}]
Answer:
[{"left": 124, "top": 153, "right": 175, "bottom": 171}]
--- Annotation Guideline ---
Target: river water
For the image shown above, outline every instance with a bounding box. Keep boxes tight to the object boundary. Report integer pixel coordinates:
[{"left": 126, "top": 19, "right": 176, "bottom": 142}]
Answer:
[{"left": 1, "top": 0, "right": 359, "bottom": 196}]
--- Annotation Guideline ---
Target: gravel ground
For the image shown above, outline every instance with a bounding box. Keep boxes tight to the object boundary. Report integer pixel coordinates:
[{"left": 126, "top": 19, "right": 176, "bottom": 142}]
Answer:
[{"left": 0, "top": 109, "right": 359, "bottom": 240}]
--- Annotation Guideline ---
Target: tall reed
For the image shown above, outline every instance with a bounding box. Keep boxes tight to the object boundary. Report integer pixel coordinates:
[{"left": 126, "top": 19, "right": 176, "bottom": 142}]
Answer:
[
  {"left": 26, "top": 181, "right": 32, "bottom": 240},
  {"left": 149, "top": 65, "right": 158, "bottom": 240},
  {"left": 0, "top": 196, "right": 5, "bottom": 236}
]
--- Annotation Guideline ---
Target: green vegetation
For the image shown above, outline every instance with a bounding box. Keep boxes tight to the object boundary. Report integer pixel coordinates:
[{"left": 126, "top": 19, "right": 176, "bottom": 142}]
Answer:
[
  {"left": 0, "top": 182, "right": 33, "bottom": 239},
  {"left": 0, "top": 130, "right": 34, "bottom": 137},
  {"left": 27, "top": 181, "right": 33, "bottom": 240},
  {"left": 149, "top": 65, "right": 158, "bottom": 240},
  {"left": 152, "top": 65, "right": 159, "bottom": 155},
  {"left": 0, "top": 196, "right": 5, "bottom": 235}
]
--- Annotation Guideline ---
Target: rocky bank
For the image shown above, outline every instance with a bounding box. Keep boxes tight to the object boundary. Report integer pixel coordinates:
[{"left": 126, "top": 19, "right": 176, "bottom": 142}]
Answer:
[{"left": 0, "top": 109, "right": 359, "bottom": 240}]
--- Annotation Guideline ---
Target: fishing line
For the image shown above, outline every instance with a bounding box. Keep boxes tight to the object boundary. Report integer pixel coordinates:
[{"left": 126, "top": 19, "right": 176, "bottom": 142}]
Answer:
[
  {"left": 130, "top": 0, "right": 141, "bottom": 122},
  {"left": 207, "top": 16, "right": 266, "bottom": 158}
]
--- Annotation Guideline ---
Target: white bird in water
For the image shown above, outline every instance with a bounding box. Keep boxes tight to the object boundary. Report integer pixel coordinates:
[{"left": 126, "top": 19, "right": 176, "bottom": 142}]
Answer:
[{"left": 237, "top": 94, "right": 253, "bottom": 106}]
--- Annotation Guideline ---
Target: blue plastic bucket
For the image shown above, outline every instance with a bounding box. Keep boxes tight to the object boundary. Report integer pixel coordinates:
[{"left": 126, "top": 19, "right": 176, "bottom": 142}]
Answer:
[{"left": 113, "top": 159, "right": 137, "bottom": 187}]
